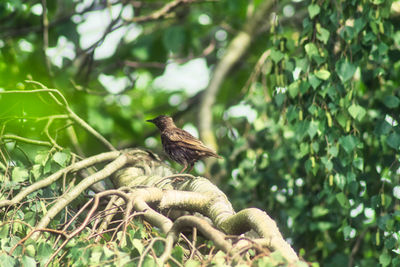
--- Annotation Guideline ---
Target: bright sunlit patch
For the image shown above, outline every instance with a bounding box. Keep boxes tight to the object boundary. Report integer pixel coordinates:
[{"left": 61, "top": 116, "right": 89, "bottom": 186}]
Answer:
[
  {"left": 75, "top": 0, "right": 94, "bottom": 13},
  {"left": 94, "top": 28, "right": 126, "bottom": 59},
  {"left": 364, "top": 208, "right": 375, "bottom": 224},
  {"left": 77, "top": 4, "right": 136, "bottom": 60},
  {"left": 117, "top": 94, "right": 131, "bottom": 106},
  {"left": 168, "top": 94, "right": 183, "bottom": 106},
  {"left": 283, "top": 5, "right": 295, "bottom": 17},
  {"left": 275, "top": 87, "right": 287, "bottom": 93},
  {"left": 394, "top": 185, "right": 400, "bottom": 199},
  {"left": 225, "top": 103, "right": 257, "bottom": 123},
  {"left": 46, "top": 36, "right": 76, "bottom": 68},
  {"left": 215, "top": 29, "right": 227, "bottom": 41},
  {"left": 18, "top": 39, "right": 34, "bottom": 52},
  {"left": 145, "top": 137, "right": 158, "bottom": 148},
  {"left": 287, "top": 217, "right": 293, "bottom": 227},
  {"left": 98, "top": 74, "right": 131, "bottom": 94},
  {"left": 71, "top": 15, "right": 82, "bottom": 24},
  {"left": 0, "top": 40, "right": 4, "bottom": 48},
  {"left": 31, "top": 3, "right": 43, "bottom": 16},
  {"left": 350, "top": 203, "right": 364, "bottom": 217},
  {"left": 153, "top": 58, "right": 210, "bottom": 96},
  {"left": 295, "top": 178, "right": 304, "bottom": 187},
  {"left": 198, "top": 14, "right": 211, "bottom": 25},
  {"left": 182, "top": 123, "right": 199, "bottom": 138},
  {"left": 293, "top": 67, "right": 301, "bottom": 80},
  {"left": 124, "top": 25, "right": 143, "bottom": 43},
  {"left": 194, "top": 161, "right": 205, "bottom": 173},
  {"left": 385, "top": 114, "right": 398, "bottom": 126}
]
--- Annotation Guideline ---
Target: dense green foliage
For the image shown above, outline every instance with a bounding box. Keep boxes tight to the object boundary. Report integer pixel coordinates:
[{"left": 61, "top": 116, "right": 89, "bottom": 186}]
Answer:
[{"left": 1, "top": 0, "right": 399, "bottom": 266}]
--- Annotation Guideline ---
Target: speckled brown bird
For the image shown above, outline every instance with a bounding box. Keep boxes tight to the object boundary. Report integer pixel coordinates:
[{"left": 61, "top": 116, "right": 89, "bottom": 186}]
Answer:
[{"left": 147, "top": 115, "right": 221, "bottom": 173}]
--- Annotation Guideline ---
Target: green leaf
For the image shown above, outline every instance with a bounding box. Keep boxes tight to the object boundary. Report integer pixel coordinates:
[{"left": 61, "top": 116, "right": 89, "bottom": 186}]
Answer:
[
  {"left": 316, "top": 221, "right": 333, "bottom": 231},
  {"left": 185, "top": 260, "right": 201, "bottom": 267},
  {"left": 0, "top": 224, "right": 10, "bottom": 238},
  {"left": 343, "top": 226, "right": 355, "bottom": 239},
  {"left": 35, "top": 151, "right": 49, "bottom": 166},
  {"left": 31, "top": 164, "right": 42, "bottom": 180},
  {"left": 336, "top": 192, "right": 350, "bottom": 209},
  {"left": 328, "top": 146, "right": 339, "bottom": 157},
  {"left": 270, "top": 49, "right": 284, "bottom": 63},
  {"left": 383, "top": 96, "right": 400, "bottom": 108},
  {"left": 317, "top": 27, "right": 330, "bottom": 44},
  {"left": 335, "top": 60, "right": 356, "bottom": 82},
  {"left": 387, "top": 133, "right": 400, "bottom": 150},
  {"left": 309, "top": 74, "right": 322, "bottom": 89},
  {"left": 384, "top": 236, "right": 397, "bottom": 250},
  {"left": 334, "top": 173, "right": 346, "bottom": 190},
  {"left": 308, "top": 121, "right": 318, "bottom": 139},
  {"left": 288, "top": 82, "right": 299, "bottom": 98},
  {"left": 37, "top": 242, "right": 53, "bottom": 265},
  {"left": 315, "top": 69, "right": 331, "bottom": 80},
  {"left": 321, "top": 157, "right": 333, "bottom": 171},
  {"left": 353, "top": 157, "right": 364, "bottom": 171},
  {"left": 299, "top": 81, "right": 310, "bottom": 94},
  {"left": 53, "top": 152, "right": 70, "bottom": 167},
  {"left": 379, "top": 252, "right": 391, "bottom": 267},
  {"left": 308, "top": 4, "right": 320, "bottom": 19},
  {"left": 12, "top": 167, "right": 29, "bottom": 182},
  {"left": 305, "top": 43, "right": 319, "bottom": 57},
  {"left": 339, "top": 135, "right": 357, "bottom": 154},
  {"left": 312, "top": 206, "right": 329, "bottom": 217},
  {"left": 132, "top": 239, "right": 144, "bottom": 254},
  {"left": 21, "top": 255, "right": 36, "bottom": 267},
  {"left": 374, "top": 120, "right": 391, "bottom": 135},
  {"left": 348, "top": 104, "right": 366, "bottom": 121},
  {"left": 354, "top": 17, "right": 367, "bottom": 33},
  {"left": 0, "top": 254, "right": 17, "bottom": 267}
]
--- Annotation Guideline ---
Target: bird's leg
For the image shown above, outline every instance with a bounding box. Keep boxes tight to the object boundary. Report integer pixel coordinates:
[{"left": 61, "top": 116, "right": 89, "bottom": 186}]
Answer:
[
  {"left": 187, "top": 162, "right": 194, "bottom": 173},
  {"left": 179, "top": 163, "right": 188, "bottom": 174}
]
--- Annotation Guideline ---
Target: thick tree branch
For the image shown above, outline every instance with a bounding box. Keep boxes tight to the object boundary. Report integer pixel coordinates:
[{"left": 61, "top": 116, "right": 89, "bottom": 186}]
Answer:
[{"left": 198, "top": 0, "right": 274, "bottom": 149}]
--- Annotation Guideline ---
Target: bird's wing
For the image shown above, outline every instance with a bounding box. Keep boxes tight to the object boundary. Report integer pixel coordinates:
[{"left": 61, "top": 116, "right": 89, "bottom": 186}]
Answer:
[{"left": 162, "top": 129, "right": 220, "bottom": 157}]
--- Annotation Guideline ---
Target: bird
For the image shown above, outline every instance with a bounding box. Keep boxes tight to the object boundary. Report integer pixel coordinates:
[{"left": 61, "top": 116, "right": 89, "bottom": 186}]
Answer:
[{"left": 147, "top": 115, "right": 221, "bottom": 173}]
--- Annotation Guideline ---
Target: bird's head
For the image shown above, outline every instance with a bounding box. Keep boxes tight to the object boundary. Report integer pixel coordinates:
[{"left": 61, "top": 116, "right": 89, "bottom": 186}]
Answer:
[{"left": 147, "top": 115, "right": 176, "bottom": 131}]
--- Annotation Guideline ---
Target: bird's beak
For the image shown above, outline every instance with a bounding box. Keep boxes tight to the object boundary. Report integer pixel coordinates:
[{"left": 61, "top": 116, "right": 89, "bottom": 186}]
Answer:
[{"left": 146, "top": 119, "right": 154, "bottom": 123}]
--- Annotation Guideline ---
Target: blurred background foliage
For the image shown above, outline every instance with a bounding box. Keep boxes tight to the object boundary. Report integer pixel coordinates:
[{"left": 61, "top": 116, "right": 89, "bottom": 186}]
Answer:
[{"left": 1, "top": 0, "right": 400, "bottom": 266}]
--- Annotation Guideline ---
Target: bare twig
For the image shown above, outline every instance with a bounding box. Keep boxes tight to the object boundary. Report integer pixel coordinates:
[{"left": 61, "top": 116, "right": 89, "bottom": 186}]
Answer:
[
  {"left": 1, "top": 83, "right": 117, "bottom": 151},
  {"left": 1, "top": 134, "right": 52, "bottom": 147},
  {"left": 129, "top": 0, "right": 196, "bottom": 23},
  {"left": 31, "top": 154, "right": 129, "bottom": 240}
]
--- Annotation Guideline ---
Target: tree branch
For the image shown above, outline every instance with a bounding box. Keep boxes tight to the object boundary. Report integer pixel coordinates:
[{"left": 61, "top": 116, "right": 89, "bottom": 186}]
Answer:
[{"left": 198, "top": 0, "right": 274, "bottom": 150}]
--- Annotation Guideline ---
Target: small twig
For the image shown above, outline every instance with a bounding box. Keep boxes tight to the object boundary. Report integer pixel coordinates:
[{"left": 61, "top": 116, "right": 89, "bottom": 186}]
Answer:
[
  {"left": 9, "top": 228, "right": 67, "bottom": 255},
  {"left": 53, "top": 199, "right": 94, "bottom": 249},
  {"left": 1, "top": 134, "right": 52, "bottom": 147},
  {"left": 0, "top": 151, "right": 122, "bottom": 208},
  {"left": 129, "top": 0, "right": 196, "bottom": 23},
  {"left": 46, "top": 190, "right": 131, "bottom": 266},
  {"left": 138, "top": 237, "right": 165, "bottom": 267}
]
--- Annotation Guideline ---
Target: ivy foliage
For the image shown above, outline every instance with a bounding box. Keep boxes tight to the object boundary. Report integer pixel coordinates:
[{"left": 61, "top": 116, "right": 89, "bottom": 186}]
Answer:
[{"left": 0, "top": 0, "right": 399, "bottom": 266}]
